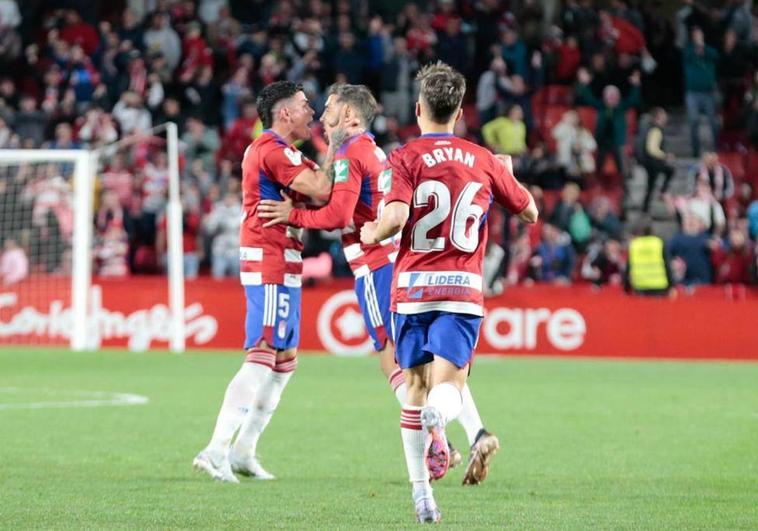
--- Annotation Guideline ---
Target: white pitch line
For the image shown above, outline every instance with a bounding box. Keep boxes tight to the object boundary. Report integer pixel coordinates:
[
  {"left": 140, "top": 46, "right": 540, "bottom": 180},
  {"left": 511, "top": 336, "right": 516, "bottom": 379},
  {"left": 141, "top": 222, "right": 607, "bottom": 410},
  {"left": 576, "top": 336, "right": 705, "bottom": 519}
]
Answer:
[{"left": 0, "top": 387, "right": 149, "bottom": 411}]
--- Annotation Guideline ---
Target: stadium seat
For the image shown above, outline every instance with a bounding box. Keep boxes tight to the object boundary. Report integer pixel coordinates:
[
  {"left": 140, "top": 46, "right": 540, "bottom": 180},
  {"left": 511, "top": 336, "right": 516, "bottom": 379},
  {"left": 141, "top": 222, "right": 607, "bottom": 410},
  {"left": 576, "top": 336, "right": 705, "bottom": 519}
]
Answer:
[
  {"left": 545, "top": 84, "right": 573, "bottom": 105},
  {"left": 745, "top": 150, "right": 758, "bottom": 187},
  {"left": 718, "top": 151, "right": 746, "bottom": 184},
  {"left": 577, "top": 106, "right": 597, "bottom": 132}
]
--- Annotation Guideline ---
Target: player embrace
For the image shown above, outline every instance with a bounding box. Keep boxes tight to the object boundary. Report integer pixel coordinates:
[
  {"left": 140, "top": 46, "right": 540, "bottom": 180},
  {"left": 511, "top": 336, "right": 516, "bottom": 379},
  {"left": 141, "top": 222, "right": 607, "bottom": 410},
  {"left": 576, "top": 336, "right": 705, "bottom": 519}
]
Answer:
[
  {"left": 361, "top": 63, "right": 538, "bottom": 523},
  {"left": 193, "top": 81, "right": 360, "bottom": 482},
  {"left": 258, "top": 83, "right": 500, "bottom": 478}
]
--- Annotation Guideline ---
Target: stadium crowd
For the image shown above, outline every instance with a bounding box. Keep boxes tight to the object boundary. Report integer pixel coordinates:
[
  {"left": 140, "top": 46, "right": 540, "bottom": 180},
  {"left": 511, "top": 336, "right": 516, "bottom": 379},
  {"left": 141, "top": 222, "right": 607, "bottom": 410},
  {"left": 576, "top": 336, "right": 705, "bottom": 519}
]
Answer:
[{"left": 0, "top": 0, "right": 758, "bottom": 291}]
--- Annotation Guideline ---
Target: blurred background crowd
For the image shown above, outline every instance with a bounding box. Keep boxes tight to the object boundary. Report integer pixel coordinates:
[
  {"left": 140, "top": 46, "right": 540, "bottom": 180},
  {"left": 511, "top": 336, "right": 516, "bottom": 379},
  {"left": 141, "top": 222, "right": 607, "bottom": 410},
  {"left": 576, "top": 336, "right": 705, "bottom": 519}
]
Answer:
[{"left": 0, "top": 0, "right": 757, "bottom": 294}]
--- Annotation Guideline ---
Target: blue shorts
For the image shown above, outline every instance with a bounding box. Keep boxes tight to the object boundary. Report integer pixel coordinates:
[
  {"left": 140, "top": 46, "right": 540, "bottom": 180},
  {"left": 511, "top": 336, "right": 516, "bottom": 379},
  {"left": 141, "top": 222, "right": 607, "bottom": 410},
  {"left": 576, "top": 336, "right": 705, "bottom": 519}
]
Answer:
[
  {"left": 355, "top": 263, "right": 393, "bottom": 351},
  {"left": 392, "top": 311, "right": 483, "bottom": 369},
  {"left": 244, "top": 284, "right": 301, "bottom": 350}
]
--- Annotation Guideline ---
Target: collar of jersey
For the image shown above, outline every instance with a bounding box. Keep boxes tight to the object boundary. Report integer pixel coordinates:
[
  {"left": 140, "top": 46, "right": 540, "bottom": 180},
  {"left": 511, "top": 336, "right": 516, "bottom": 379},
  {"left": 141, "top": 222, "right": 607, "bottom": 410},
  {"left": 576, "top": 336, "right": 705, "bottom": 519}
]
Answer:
[
  {"left": 262, "top": 129, "right": 288, "bottom": 145},
  {"left": 420, "top": 133, "right": 454, "bottom": 138}
]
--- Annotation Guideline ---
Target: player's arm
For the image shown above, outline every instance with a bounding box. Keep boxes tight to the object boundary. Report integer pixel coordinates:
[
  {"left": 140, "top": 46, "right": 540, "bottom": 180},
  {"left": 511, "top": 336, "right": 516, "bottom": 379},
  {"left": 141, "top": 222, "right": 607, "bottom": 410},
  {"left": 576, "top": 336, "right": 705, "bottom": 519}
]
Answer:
[
  {"left": 361, "top": 201, "right": 409, "bottom": 245},
  {"left": 286, "top": 112, "right": 358, "bottom": 202},
  {"left": 493, "top": 154, "right": 538, "bottom": 224},
  {"left": 259, "top": 187, "right": 359, "bottom": 229}
]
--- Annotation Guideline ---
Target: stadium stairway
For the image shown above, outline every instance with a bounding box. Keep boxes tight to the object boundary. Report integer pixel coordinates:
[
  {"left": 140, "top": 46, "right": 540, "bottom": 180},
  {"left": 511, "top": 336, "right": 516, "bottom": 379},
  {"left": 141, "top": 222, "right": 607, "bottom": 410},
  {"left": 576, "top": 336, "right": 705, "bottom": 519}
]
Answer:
[{"left": 624, "top": 108, "right": 705, "bottom": 239}]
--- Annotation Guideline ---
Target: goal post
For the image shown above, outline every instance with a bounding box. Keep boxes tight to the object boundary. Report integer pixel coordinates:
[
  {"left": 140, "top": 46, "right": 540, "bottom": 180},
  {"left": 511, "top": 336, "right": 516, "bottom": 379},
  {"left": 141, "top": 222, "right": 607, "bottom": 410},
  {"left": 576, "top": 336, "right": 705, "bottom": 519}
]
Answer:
[{"left": 0, "top": 122, "right": 184, "bottom": 352}]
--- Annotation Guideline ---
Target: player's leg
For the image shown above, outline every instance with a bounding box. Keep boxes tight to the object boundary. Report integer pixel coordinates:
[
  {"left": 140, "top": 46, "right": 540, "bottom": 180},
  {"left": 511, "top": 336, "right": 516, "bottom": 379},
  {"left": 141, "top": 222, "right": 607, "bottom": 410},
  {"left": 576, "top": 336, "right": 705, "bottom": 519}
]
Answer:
[
  {"left": 355, "top": 265, "right": 408, "bottom": 403},
  {"left": 394, "top": 312, "right": 441, "bottom": 523},
  {"left": 230, "top": 284, "right": 300, "bottom": 479},
  {"left": 193, "top": 285, "right": 277, "bottom": 483}
]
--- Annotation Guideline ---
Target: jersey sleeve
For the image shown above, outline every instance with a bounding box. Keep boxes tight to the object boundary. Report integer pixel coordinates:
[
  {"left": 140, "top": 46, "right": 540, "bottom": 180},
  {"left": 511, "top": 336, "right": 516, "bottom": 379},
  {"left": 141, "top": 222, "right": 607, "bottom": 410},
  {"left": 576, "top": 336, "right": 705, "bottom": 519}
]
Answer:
[
  {"left": 490, "top": 155, "right": 530, "bottom": 214},
  {"left": 288, "top": 153, "right": 361, "bottom": 230},
  {"left": 384, "top": 148, "right": 414, "bottom": 205},
  {"left": 263, "top": 145, "right": 317, "bottom": 187}
]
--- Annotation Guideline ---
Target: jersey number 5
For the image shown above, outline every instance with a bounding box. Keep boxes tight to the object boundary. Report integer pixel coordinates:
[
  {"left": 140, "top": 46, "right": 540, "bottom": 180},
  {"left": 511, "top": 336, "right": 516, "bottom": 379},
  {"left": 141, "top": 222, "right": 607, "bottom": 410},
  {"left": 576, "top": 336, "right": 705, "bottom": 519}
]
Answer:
[{"left": 411, "top": 180, "right": 484, "bottom": 253}]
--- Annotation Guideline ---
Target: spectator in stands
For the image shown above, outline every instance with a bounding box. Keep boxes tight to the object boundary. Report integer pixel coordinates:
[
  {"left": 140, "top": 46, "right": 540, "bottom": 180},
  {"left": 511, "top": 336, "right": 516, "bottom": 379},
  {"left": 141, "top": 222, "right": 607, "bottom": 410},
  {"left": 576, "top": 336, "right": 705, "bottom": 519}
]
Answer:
[
  {"left": 688, "top": 152, "right": 735, "bottom": 203},
  {"left": 204, "top": 192, "right": 241, "bottom": 279},
  {"left": 143, "top": 13, "right": 181, "bottom": 71},
  {"left": 382, "top": 36, "right": 416, "bottom": 126},
  {"left": 551, "top": 109, "right": 597, "bottom": 181},
  {"left": 0, "top": 237, "right": 28, "bottom": 285},
  {"left": 221, "top": 67, "right": 251, "bottom": 131},
  {"left": 77, "top": 106, "right": 118, "bottom": 148},
  {"left": 476, "top": 56, "right": 508, "bottom": 127},
  {"left": 501, "top": 27, "right": 528, "bottom": 78},
  {"left": 182, "top": 116, "right": 220, "bottom": 174},
  {"left": 95, "top": 190, "right": 124, "bottom": 237},
  {"left": 100, "top": 153, "right": 134, "bottom": 207},
  {"left": 550, "top": 182, "right": 592, "bottom": 252},
  {"left": 14, "top": 95, "right": 47, "bottom": 147},
  {"left": 669, "top": 179, "right": 727, "bottom": 237},
  {"left": 711, "top": 227, "right": 754, "bottom": 284},
  {"left": 719, "top": 29, "right": 751, "bottom": 118},
  {"left": 482, "top": 104, "right": 527, "bottom": 157},
  {"left": 668, "top": 214, "right": 714, "bottom": 286},
  {"left": 576, "top": 67, "right": 641, "bottom": 179},
  {"left": 581, "top": 238, "right": 625, "bottom": 287},
  {"left": 589, "top": 196, "right": 623, "bottom": 240},
  {"left": 94, "top": 221, "right": 129, "bottom": 277},
  {"left": 638, "top": 107, "right": 675, "bottom": 212},
  {"left": 598, "top": 9, "right": 646, "bottom": 55},
  {"left": 528, "top": 223, "right": 576, "bottom": 285},
  {"left": 626, "top": 220, "right": 670, "bottom": 295},
  {"left": 683, "top": 27, "right": 719, "bottom": 157},
  {"left": 112, "top": 91, "right": 152, "bottom": 135}
]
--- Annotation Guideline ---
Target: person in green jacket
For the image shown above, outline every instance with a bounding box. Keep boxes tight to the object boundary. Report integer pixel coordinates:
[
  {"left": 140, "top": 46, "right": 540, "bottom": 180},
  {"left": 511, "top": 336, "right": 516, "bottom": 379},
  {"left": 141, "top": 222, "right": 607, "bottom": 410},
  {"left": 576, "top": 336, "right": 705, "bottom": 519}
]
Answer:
[
  {"left": 575, "top": 67, "right": 641, "bottom": 181},
  {"left": 683, "top": 26, "right": 720, "bottom": 157}
]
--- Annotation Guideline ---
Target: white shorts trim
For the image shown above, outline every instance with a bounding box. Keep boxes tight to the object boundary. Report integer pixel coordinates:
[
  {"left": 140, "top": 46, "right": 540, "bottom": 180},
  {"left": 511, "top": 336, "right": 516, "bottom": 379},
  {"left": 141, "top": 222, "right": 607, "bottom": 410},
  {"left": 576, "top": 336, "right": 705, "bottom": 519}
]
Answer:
[
  {"left": 283, "top": 273, "right": 302, "bottom": 288},
  {"left": 363, "top": 273, "right": 383, "bottom": 327},
  {"left": 352, "top": 264, "right": 370, "bottom": 278},
  {"left": 395, "top": 301, "right": 484, "bottom": 317},
  {"left": 396, "top": 271, "right": 483, "bottom": 292},
  {"left": 240, "top": 271, "right": 263, "bottom": 285}
]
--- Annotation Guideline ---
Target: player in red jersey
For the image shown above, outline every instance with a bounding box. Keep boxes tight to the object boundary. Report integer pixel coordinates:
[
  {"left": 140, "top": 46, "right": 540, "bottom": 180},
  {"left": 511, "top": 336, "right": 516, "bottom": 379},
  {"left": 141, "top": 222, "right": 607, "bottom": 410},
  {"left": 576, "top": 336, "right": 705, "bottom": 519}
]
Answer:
[
  {"left": 193, "top": 81, "right": 360, "bottom": 483},
  {"left": 258, "top": 84, "right": 497, "bottom": 473},
  {"left": 361, "top": 63, "right": 538, "bottom": 523}
]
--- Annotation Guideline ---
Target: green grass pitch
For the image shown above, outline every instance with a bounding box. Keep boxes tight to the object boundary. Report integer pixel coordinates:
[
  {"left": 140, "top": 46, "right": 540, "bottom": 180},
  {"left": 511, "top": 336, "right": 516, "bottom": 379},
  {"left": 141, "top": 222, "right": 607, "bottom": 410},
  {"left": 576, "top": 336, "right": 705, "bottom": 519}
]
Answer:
[{"left": 0, "top": 348, "right": 756, "bottom": 529}]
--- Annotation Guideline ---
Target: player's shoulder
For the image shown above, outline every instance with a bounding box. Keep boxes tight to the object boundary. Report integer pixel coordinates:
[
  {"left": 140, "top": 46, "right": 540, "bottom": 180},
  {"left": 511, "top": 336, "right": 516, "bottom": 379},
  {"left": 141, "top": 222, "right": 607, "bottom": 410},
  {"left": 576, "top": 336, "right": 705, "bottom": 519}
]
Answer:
[{"left": 341, "top": 133, "right": 386, "bottom": 162}]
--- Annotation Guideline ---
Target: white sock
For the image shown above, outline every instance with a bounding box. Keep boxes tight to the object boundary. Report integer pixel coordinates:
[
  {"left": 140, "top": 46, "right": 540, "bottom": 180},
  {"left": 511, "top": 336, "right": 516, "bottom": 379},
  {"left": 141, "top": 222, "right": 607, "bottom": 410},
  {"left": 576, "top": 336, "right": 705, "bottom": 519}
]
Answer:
[
  {"left": 457, "top": 383, "right": 485, "bottom": 447},
  {"left": 205, "top": 349, "right": 276, "bottom": 458},
  {"left": 401, "top": 405, "right": 431, "bottom": 501},
  {"left": 233, "top": 356, "right": 297, "bottom": 456},
  {"left": 426, "top": 382, "right": 462, "bottom": 426},
  {"left": 389, "top": 368, "right": 407, "bottom": 405}
]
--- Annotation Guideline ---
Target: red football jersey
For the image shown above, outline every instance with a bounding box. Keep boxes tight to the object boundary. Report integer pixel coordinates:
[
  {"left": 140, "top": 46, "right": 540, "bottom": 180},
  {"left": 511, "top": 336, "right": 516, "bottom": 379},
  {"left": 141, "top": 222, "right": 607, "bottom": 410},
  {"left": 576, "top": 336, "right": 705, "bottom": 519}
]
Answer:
[
  {"left": 239, "top": 130, "right": 318, "bottom": 287},
  {"left": 289, "top": 133, "right": 396, "bottom": 277},
  {"left": 385, "top": 133, "right": 529, "bottom": 316}
]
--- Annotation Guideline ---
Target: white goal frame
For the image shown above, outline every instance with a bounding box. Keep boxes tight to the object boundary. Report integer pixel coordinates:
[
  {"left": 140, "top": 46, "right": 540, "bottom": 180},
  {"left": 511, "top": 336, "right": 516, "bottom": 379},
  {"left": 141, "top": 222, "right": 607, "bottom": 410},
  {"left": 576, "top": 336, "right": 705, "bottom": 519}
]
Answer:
[{"left": 0, "top": 122, "right": 185, "bottom": 352}]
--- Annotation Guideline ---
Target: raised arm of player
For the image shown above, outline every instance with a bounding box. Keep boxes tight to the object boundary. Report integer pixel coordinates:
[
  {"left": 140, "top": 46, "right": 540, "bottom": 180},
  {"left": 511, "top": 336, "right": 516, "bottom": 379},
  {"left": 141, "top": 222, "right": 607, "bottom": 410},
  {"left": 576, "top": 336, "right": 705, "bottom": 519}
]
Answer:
[
  {"left": 285, "top": 109, "right": 357, "bottom": 203},
  {"left": 493, "top": 154, "right": 538, "bottom": 224}
]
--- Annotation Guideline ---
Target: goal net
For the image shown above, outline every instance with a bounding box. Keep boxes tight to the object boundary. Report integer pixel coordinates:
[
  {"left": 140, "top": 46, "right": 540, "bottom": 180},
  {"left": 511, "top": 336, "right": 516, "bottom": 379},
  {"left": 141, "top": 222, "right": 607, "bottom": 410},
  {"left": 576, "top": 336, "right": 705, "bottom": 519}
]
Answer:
[{"left": 0, "top": 123, "right": 185, "bottom": 351}]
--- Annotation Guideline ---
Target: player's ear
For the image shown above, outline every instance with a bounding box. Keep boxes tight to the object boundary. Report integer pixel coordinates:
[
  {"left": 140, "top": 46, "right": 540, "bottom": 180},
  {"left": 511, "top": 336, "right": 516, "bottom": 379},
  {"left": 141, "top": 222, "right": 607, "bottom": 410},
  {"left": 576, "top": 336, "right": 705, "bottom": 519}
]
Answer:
[
  {"left": 454, "top": 107, "right": 463, "bottom": 124},
  {"left": 415, "top": 102, "right": 421, "bottom": 118}
]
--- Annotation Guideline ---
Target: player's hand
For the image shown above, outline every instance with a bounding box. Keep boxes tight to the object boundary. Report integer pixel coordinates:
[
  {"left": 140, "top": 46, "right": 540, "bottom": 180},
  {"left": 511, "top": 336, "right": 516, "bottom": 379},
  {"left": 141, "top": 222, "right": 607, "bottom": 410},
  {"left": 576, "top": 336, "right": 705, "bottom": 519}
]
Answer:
[
  {"left": 258, "top": 190, "right": 294, "bottom": 227},
  {"left": 360, "top": 221, "right": 378, "bottom": 245}
]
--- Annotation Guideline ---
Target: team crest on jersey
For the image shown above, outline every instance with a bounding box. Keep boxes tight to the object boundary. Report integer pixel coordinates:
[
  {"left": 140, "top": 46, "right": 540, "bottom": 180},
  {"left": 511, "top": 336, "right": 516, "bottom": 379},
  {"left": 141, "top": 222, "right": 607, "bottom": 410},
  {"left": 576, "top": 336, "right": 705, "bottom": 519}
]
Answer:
[
  {"left": 378, "top": 169, "right": 392, "bottom": 193},
  {"left": 283, "top": 147, "right": 303, "bottom": 166},
  {"left": 333, "top": 159, "right": 349, "bottom": 183}
]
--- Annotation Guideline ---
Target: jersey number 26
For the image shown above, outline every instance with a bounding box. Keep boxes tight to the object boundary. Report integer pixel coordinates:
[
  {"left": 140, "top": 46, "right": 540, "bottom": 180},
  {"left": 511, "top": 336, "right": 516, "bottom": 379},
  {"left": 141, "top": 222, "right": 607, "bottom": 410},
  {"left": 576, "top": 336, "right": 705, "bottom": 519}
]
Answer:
[{"left": 411, "top": 180, "right": 484, "bottom": 253}]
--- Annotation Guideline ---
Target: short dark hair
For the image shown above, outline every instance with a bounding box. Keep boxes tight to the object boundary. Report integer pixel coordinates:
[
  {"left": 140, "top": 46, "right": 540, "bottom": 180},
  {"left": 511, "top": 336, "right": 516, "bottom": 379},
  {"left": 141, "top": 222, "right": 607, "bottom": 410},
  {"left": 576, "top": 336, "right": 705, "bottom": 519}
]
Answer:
[
  {"left": 256, "top": 81, "right": 303, "bottom": 129},
  {"left": 328, "top": 84, "right": 378, "bottom": 126},
  {"left": 416, "top": 62, "right": 466, "bottom": 124}
]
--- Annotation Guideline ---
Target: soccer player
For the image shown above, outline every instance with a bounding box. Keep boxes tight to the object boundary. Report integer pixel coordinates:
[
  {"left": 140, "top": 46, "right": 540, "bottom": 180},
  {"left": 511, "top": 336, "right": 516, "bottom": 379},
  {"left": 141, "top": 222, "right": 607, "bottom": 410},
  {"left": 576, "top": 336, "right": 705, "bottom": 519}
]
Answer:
[
  {"left": 193, "top": 81, "right": 359, "bottom": 482},
  {"left": 257, "top": 84, "right": 497, "bottom": 475},
  {"left": 360, "top": 63, "right": 538, "bottom": 522}
]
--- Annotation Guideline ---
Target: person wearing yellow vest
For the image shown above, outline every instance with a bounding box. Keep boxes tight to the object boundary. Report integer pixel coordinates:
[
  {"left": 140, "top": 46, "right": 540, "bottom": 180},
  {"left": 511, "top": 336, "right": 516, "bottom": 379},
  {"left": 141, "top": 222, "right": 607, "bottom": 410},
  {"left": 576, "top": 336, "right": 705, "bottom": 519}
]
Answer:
[{"left": 626, "top": 223, "right": 670, "bottom": 295}]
